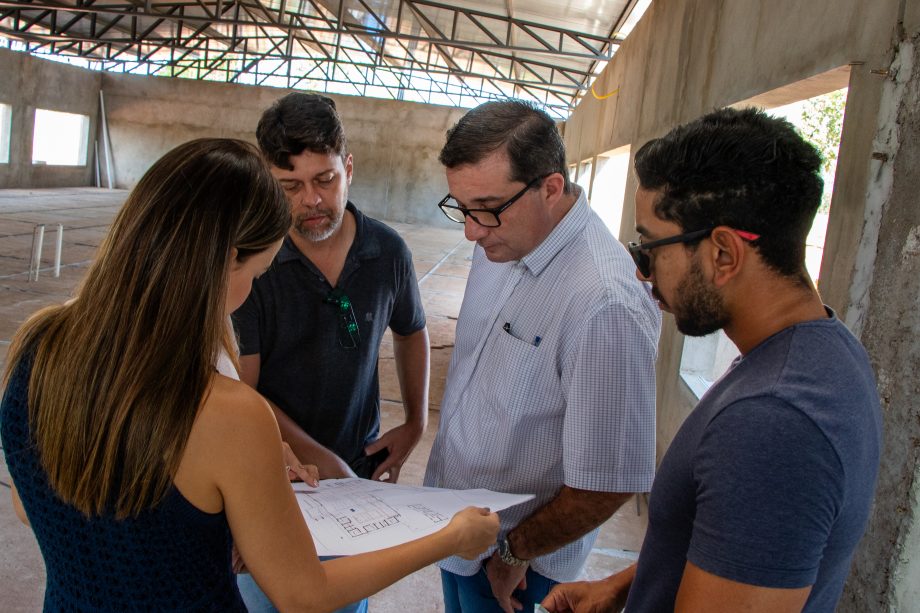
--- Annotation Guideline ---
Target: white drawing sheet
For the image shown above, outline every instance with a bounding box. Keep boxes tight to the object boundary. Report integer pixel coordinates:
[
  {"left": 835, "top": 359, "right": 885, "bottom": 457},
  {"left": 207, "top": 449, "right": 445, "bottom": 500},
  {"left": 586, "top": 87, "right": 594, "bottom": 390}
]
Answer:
[{"left": 292, "top": 478, "right": 533, "bottom": 556}]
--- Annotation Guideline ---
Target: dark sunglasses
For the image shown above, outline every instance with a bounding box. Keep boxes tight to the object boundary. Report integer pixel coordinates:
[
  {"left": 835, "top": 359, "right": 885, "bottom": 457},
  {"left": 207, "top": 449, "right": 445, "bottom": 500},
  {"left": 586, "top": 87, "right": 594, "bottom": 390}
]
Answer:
[
  {"left": 628, "top": 227, "right": 760, "bottom": 278},
  {"left": 324, "top": 289, "right": 361, "bottom": 349}
]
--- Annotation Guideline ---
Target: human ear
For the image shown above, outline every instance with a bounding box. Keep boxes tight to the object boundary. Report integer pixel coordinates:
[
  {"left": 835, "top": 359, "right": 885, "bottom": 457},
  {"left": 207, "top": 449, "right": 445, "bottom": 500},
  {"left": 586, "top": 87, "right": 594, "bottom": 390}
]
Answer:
[
  {"left": 344, "top": 153, "right": 354, "bottom": 185},
  {"left": 708, "top": 227, "right": 745, "bottom": 288},
  {"left": 542, "top": 172, "right": 566, "bottom": 206}
]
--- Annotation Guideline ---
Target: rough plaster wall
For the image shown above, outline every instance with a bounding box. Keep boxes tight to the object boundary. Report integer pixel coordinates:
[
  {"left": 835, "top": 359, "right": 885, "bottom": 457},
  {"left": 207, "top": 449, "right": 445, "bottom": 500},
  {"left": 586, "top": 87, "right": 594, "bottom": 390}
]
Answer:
[
  {"left": 100, "top": 73, "right": 463, "bottom": 226},
  {"left": 0, "top": 48, "right": 100, "bottom": 188},
  {"left": 333, "top": 95, "right": 465, "bottom": 226},
  {"left": 908, "top": 0, "right": 920, "bottom": 37},
  {"left": 839, "top": 34, "right": 920, "bottom": 613},
  {"left": 99, "top": 73, "right": 258, "bottom": 187},
  {"left": 817, "top": 65, "right": 888, "bottom": 320},
  {"left": 565, "top": 0, "right": 901, "bottom": 164},
  {"left": 842, "top": 44, "right": 911, "bottom": 338}
]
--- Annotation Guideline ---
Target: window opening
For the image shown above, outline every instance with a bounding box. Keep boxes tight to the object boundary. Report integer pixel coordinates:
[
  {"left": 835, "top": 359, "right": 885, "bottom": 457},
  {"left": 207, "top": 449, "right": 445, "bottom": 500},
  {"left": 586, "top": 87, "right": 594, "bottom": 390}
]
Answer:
[
  {"left": 589, "top": 145, "right": 631, "bottom": 239},
  {"left": 32, "top": 109, "right": 90, "bottom": 166},
  {"left": 575, "top": 158, "right": 594, "bottom": 200},
  {"left": 0, "top": 103, "right": 11, "bottom": 163}
]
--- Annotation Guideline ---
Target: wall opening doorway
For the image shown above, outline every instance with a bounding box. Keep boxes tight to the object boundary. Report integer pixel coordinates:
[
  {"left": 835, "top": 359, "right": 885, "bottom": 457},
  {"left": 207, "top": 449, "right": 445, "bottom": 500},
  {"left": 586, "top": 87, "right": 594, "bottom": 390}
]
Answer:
[
  {"left": 589, "top": 145, "right": 631, "bottom": 239},
  {"left": 32, "top": 108, "right": 90, "bottom": 166},
  {"left": 575, "top": 158, "right": 594, "bottom": 199},
  {"left": 0, "top": 103, "right": 11, "bottom": 164}
]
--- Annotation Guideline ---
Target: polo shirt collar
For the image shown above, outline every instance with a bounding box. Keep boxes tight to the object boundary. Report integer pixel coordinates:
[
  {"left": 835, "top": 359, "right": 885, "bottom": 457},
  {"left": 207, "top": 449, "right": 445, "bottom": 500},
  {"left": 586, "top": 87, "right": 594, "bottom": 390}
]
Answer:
[
  {"left": 276, "top": 201, "right": 380, "bottom": 265},
  {"left": 519, "top": 187, "right": 590, "bottom": 276}
]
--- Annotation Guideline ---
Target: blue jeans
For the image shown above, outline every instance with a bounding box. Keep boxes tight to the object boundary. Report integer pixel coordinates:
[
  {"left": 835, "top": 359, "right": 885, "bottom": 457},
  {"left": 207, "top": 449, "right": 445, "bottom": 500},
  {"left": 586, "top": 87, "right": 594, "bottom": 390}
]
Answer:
[
  {"left": 441, "top": 565, "right": 557, "bottom": 613},
  {"left": 236, "top": 563, "right": 368, "bottom": 613}
]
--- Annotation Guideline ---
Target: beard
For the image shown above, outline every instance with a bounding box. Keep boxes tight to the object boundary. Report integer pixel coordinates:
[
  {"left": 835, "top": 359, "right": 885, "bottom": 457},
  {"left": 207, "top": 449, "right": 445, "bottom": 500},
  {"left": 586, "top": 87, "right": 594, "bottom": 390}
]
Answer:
[
  {"left": 292, "top": 206, "right": 344, "bottom": 242},
  {"left": 673, "top": 258, "right": 730, "bottom": 337}
]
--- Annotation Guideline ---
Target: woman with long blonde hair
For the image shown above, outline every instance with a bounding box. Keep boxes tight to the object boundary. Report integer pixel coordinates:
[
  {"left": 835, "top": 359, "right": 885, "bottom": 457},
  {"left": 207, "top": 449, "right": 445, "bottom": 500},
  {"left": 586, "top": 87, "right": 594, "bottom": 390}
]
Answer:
[{"left": 1, "top": 138, "right": 498, "bottom": 612}]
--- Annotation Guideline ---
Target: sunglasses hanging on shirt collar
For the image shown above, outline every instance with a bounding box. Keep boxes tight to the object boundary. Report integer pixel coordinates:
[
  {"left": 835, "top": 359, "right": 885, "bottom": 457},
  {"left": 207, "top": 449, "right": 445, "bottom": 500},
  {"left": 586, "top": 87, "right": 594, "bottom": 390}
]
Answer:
[{"left": 324, "top": 289, "right": 361, "bottom": 350}]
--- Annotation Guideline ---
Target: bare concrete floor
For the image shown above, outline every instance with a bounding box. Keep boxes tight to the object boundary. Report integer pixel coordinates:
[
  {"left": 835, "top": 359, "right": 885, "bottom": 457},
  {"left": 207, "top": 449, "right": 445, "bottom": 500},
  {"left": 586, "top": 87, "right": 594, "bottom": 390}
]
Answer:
[{"left": 0, "top": 188, "right": 646, "bottom": 612}]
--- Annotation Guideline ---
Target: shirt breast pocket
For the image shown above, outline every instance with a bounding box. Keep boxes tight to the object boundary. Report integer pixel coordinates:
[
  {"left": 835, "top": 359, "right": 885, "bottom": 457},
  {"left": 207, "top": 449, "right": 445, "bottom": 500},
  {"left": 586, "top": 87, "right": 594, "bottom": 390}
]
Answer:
[{"left": 478, "top": 322, "right": 560, "bottom": 422}]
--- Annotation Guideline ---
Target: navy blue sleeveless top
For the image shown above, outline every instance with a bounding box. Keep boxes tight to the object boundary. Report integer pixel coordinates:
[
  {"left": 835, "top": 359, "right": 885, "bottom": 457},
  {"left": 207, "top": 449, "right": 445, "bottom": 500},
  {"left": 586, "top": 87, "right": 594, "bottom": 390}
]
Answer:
[{"left": 0, "top": 353, "right": 246, "bottom": 612}]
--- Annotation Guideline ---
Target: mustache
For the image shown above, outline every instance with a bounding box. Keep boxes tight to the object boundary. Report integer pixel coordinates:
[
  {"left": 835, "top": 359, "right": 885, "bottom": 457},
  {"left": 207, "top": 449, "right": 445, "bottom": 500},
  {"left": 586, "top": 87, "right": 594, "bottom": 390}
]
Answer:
[
  {"left": 294, "top": 210, "right": 333, "bottom": 225},
  {"left": 296, "top": 209, "right": 332, "bottom": 220}
]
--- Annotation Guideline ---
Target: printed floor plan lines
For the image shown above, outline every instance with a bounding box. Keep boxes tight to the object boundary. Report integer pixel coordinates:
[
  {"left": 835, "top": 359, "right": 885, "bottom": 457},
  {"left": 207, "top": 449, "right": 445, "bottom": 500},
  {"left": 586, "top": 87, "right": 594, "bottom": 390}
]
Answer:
[
  {"left": 297, "top": 480, "right": 403, "bottom": 537},
  {"left": 407, "top": 504, "right": 449, "bottom": 524},
  {"left": 292, "top": 478, "right": 534, "bottom": 556}
]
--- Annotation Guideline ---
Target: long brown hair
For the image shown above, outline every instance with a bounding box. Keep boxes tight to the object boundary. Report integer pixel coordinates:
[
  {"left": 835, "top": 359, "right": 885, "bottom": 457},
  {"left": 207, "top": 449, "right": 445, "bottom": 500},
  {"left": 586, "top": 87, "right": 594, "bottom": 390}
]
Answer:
[{"left": 4, "top": 138, "right": 290, "bottom": 518}]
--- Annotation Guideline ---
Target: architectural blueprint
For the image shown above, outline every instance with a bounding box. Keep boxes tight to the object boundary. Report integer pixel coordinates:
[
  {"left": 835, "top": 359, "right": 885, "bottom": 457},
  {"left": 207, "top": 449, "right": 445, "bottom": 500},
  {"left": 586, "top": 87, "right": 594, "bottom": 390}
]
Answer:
[{"left": 292, "top": 478, "right": 533, "bottom": 556}]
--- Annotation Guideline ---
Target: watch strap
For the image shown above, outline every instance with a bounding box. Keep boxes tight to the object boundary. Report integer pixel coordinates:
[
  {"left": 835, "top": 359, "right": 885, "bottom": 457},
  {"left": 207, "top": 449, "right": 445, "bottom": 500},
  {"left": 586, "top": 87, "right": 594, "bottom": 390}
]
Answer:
[{"left": 498, "top": 536, "right": 529, "bottom": 567}]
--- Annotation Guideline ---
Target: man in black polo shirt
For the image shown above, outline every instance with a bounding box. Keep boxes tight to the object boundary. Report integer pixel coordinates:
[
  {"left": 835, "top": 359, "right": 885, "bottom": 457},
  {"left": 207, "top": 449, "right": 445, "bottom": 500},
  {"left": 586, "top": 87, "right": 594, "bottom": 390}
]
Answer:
[{"left": 232, "top": 93, "right": 430, "bottom": 485}]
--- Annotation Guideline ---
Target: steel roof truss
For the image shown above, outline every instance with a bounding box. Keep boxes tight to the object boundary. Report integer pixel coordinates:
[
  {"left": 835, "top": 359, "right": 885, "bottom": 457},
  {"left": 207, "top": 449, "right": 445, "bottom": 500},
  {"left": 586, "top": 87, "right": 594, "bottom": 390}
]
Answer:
[{"left": 0, "top": 0, "right": 621, "bottom": 112}]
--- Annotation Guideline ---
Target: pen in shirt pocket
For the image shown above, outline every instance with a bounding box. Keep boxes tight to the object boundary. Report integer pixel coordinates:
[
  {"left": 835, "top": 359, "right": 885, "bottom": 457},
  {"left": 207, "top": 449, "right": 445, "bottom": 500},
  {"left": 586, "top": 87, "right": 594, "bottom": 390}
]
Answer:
[{"left": 502, "top": 322, "right": 542, "bottom": 347}]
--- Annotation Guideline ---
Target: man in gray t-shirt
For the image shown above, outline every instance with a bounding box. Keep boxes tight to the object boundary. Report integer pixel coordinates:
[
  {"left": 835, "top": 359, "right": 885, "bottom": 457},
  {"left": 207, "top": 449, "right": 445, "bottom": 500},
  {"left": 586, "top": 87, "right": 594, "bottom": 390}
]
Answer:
[{"left": 543, "top": 108, "right": 881, "bottom": 613}]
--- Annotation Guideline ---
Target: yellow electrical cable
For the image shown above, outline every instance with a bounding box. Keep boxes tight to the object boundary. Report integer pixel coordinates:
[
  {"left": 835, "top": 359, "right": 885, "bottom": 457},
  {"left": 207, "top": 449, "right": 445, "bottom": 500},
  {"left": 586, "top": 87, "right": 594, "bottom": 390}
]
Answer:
[{"left": 591, "top": 82, "right": 619, "bottom": 100}]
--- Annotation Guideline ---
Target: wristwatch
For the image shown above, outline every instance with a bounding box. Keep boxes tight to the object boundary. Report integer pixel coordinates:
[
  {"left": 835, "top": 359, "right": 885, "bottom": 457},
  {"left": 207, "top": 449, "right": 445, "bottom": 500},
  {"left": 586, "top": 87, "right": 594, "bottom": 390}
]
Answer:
[{"left": 497, "top": 536, "right": 529, "bottom": 567}]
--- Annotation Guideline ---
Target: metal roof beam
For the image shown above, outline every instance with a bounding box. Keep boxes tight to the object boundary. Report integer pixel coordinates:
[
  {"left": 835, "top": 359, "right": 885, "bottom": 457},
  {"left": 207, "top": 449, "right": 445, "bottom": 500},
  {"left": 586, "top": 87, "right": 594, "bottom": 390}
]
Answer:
[
  {"left": 0, "top": 1, "right": 614, "bottom": 60},
  {"left": 0, "top": 23, "right": 590, "bottom": 91},
  {"left": 0, "top": 0, "right": 618, "bottom": 112},
  {"left": 576, "top": 0, "right": 638, "bottom": 92},
  {"left": 403, "top": 0, "right": 620, "bottom": 54}
]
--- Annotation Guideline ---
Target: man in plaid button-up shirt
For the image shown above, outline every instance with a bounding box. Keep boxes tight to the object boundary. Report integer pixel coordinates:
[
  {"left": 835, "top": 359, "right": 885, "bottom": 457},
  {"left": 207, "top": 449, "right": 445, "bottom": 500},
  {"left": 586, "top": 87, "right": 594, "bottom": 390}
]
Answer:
[{"left": 425, "top": 100, "right": 660, "bottom": 613}]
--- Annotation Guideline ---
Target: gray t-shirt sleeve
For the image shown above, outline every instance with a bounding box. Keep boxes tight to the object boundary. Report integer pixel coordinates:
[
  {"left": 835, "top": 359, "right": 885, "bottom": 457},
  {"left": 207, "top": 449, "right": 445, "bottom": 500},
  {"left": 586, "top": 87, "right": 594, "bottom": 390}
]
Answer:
[
  {"left": 387, "top": 239, "right": 426, "bottom": 336},
  {"left": 687, "top": 397, "right": 845, "bottom": 588},
  {"left": 231, "top": 287, "right": 264, "bottom": 356}
]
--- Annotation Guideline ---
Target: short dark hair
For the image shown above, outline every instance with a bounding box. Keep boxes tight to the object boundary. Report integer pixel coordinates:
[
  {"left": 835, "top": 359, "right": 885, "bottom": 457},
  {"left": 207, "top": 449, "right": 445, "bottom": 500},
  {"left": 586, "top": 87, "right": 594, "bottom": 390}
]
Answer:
[
  {"left": 634, "top": 107, "right": 824, "bottom": 279},
  {"left": 256, "top": 93, "right": 347, "bottom": 170},
  {"left": 439, "top": 100, "right": 573, "bottom": 193}
]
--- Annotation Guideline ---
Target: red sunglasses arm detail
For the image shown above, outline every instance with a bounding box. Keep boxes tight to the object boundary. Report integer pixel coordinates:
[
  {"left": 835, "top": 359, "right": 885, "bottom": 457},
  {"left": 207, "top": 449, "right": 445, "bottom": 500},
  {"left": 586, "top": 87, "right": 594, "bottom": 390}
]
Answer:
[{"left": 734, "top": 230, "right": 760, "bottom": 241}]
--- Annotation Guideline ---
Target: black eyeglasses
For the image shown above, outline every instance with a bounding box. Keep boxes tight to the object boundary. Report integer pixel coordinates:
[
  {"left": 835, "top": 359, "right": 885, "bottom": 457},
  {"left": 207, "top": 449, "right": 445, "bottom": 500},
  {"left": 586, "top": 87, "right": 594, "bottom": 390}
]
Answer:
[
  {"left": 324, "top": 289, "right": 361, "bottom": 349},
  {"left": 628, "top": 227, "right": 760, "bottom": 278},
  {"left": 437, "top": 174, "right": 548, "bottom": 227}
]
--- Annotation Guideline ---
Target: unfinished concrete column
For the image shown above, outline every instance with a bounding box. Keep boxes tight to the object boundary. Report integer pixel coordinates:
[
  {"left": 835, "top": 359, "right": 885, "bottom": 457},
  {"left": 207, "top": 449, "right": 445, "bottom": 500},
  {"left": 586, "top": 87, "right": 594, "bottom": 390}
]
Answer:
[{"left": 839, "top": 32, "right": 920, "bottom": 613}]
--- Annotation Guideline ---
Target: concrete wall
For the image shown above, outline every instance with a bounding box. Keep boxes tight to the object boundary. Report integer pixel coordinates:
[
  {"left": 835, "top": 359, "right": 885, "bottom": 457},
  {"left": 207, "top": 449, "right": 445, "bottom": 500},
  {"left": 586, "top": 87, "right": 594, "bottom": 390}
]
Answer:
[
  {"left": 562, "top": 0, "right": 917, "bottom": 608},
  {"left": 841, "top": 35, "right": 920, "bottom": 612},
  {"left": 0, "top": 48, "right": 100, "bottom": 188},
  {"left": 0, "top": 49, "right": 465, "bottom": 225},
  {"left": 100, "top": 73, "right": 465, "bottom": 226}
]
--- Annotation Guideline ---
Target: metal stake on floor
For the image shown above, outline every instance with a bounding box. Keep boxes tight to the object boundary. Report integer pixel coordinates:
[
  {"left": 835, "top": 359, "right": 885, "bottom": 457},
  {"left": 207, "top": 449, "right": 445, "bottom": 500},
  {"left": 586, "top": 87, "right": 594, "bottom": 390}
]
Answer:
[
  {"left": 54, "top": 223, "right": 63, "bottom": 277},
  {"left": 29, "top": 224, "right": 44, "bottom": 282},
  {"left": 28, "top": 223, "right": 64, "bottom": 281}
]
